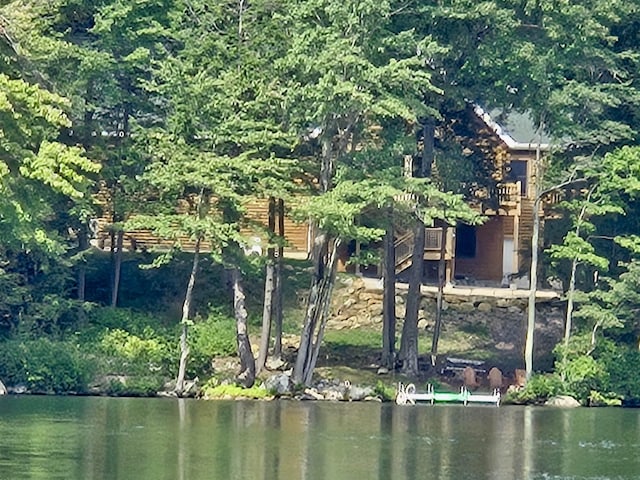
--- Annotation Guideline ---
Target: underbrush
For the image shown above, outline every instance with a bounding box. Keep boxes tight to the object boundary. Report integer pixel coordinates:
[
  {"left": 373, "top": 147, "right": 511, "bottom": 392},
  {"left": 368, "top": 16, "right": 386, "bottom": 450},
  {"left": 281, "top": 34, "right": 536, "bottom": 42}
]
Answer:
[
  {"left": 0, "top": 338, "right": 93, "bottom": 394},
  {"left": 201, "top": 379, "right": 273, "bottom": 399},
  {"left": 0, "top": 306, "right": 242, "bottom": 395}
]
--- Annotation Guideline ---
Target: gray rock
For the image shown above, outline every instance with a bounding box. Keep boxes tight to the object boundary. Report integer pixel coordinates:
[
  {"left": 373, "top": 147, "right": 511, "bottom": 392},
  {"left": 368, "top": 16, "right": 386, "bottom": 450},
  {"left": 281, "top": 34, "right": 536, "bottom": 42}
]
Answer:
[
  {"left": 340, "top": 277, "right": 354, "bottom": 287},
  {"left": 0, "top": 379, "right": 6, "bottom": 395},
  {"left": 264, "top": 373, "right": 292, "bottom": 395},
  {"left": 457, "top": 302, "right": 475, "bottom": 312},
  {"left": 477, "top": 302, "right": 492, "bottom": 312},
  {"left": 342, "top": 298, "right": 357, "bottom": 309},
  {"left": 496, "top": 298, "right": 511, "bottom": 308},
  {"left": 545, "top": 395, "right": 581, "bottom": 408},
  {"left": 265, "top": 356, "right": 288, "bottom": 371},
  {"left": 157, "top": 390, "right": 178, "bottom": 398},
  {"left": 301, "top": 388, "right": 324, "bottom": 401},
  {"left": 346, "top": 385, "right": 374, "bottom": 401},
  {"left": 10, "top": 384, "right": 27, "bottom": 394},
  {"left": 323, "top": 388, "right": 345, "bottom": 401}
]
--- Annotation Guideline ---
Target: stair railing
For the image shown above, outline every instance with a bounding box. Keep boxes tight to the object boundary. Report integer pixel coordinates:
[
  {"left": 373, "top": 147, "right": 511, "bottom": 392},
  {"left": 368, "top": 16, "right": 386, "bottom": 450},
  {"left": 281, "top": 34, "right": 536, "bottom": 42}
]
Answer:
[{"left": 394, "top": 232, "right": 415, "bottom": 268}]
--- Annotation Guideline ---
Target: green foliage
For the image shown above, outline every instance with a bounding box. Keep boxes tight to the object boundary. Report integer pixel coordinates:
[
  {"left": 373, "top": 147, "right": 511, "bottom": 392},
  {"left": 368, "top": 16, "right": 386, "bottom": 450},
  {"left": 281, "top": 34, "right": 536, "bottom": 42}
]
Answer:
[
  {"left": 188, "top": 313, "right": 237, "bottom": 376},
  {"left": 561, "top": 355, "right": 608, "bottom": 402},
  {"left": 78, "top": 307, "right": 175, "bottom": 377},
  {"left": 3, "top": 0, "right": 640, "bottom": 394},
  {"left": 598, "top": 346, "right": 640, "bottom": 403},
  {"left": 201, "top": 380, "right": 271, "bottom": 400},
  {"left": 0, "top": 73, "right": 99, "bottom": 253},
  {"left": 587, "top": 390, "right": 622, "bottom": 407},
  {"left": 552, "top": 336, "right": 640, "bottom": 403},
  {"left": 0, "top": 338, "right": 93, "bottom": 393},
  {"left": 99, "top": 328, "right": 169, "bottom": 366},
  {"left": 86, "top": 307, "right": 170, "bottom": 338},
  {"left": 324, "top": 329, "right": 382, "bottom": 348},
  {"left": 104, "top": 376, "right": 165, "bottom": 397},
  {"left": 0, "top": 268, "right": 28, "bottom": 337},
  {"left": 506, "top": 373, "right": 565, "bottom": 404},
  {"left": 575, "top": 260, "right": 640, "bottom": 345},
  {"left": 373, "top": 381, "right": 396, "bottom": 401}
]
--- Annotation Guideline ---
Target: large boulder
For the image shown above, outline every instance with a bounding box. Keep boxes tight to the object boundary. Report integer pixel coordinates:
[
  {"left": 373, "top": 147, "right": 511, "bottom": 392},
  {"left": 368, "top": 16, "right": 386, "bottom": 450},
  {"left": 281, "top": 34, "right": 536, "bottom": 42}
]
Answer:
[
  {"left": 264, "top": 373, "right": 292, "bottom": 395},
  {"left": 345, "top": 384, "right": 375, "bottom": 401},
  {"left": 545, "top": 395, "right": 581, "bottom": 408}
]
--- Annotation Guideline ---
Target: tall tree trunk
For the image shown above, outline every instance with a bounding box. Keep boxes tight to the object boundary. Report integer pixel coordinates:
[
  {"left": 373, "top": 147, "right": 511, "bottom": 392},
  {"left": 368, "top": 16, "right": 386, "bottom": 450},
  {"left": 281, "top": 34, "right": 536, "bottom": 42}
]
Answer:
[
  {"left": 231, "top": 266, "right": 256, "bottom": 387},
  {"left": 293, "top": 232, "right": 342, "bottom": 385},
  {"left": 430, "top": 223, "right": 448, "bottom": 366},
  {"left": 399, "top": 119, "right": 434, "bottom": 375},
  {"left": 400, "top": 220, "right": 425, "bottom": 375},
  {"left": 564, "top": 190, "right": 592, "bottom": 349},
  {"left": 257, "top": 197, "right": 277, "bottom": 374},
  {"left": 273, "top": 198, "right": 285, "bottom": 358},
  {"left": 381, "top": 205, "right": 396, "bottom": 369},
  {"left": 293, "top": 131, "right": 340, "bottom": 386},
  {"left": 175, "top": 235, "right": 201, "bottom": 395},
  {"left": 564, "top": 257, "right": 578, "bottom": 348},
  {"left": 293, "top": 231, "right": 328, "bottom": 384},
  {"left": 525, "top": 197, "right": 541, "bottom": 380},
  {"left": 305, "top": 237, "right": 342, "bottom": 385},
  {"left": 77, "top": 224, "right": 88, "bottom": 302},
  {"left": 110, "top": 229, "right": 123, "bottom": 308},
  {"left": 525, "top": 138, "right": 544, "bottom": 380}
]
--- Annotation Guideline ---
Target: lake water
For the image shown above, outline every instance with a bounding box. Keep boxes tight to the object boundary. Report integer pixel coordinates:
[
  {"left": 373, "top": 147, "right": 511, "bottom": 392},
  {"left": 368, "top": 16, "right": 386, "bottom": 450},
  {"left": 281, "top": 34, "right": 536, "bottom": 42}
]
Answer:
[{"left": 0, "top": 396, "right": 639, "bottom": 480}]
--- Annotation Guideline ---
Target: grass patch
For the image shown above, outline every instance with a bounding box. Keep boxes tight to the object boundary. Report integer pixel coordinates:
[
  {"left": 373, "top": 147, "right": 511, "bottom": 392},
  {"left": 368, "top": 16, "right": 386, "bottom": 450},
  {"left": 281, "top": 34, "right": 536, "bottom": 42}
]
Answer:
[
  {"left": 324, "top": 328, "right": 382, "bottom": 347},
  {"left": 201, "top": 382, "right": 272, "bottom": 400}
]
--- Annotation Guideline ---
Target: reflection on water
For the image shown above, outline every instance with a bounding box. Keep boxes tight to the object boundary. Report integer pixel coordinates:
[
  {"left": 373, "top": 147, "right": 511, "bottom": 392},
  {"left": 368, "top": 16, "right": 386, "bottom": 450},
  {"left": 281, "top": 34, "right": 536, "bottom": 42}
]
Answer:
[{"left": 0, "top": 396, "right": 639, "bottom": 480}]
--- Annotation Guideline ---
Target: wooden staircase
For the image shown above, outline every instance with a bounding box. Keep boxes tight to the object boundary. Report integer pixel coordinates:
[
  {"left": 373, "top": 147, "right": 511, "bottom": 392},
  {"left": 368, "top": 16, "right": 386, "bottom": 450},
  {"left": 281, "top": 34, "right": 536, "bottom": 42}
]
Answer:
[
  {"left": 394, "top": 232, "right": 415, "bottom": 274},
  {"left": 393, "top": 227, "right": 448, "bottom": 274},
  {"left": 519, "top": 198, "right": 535, "bottom": 247}
]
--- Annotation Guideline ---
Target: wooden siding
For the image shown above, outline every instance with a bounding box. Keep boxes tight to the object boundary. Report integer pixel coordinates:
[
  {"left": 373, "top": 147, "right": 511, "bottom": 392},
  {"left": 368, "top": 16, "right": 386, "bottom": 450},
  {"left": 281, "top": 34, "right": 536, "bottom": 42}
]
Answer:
[
  {"left": 91, "top": 191, "right": 310, "bottom": 257},
  {"left": 455, "top": 217, "right": 505, "bottom": 282},
  {"left": 241, "top": 199, "right": 309, "bottom": 255}
]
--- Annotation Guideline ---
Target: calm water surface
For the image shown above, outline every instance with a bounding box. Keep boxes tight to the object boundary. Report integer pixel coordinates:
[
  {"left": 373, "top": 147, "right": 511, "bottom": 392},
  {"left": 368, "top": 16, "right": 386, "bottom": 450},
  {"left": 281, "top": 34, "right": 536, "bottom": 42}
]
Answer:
[{"left": 1, "top": 396, "right": 639, "bottom": 480}]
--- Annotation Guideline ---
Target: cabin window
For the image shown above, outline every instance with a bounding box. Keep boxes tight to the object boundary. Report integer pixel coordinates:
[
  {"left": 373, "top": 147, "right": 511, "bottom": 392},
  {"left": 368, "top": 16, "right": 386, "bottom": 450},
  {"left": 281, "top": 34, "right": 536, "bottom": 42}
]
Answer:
[
  {"left": 508, "top": 160, "right": 527, "bottom": 195},
  {"left": 456, "top": 224, "right": 476, "bottom": 258}
]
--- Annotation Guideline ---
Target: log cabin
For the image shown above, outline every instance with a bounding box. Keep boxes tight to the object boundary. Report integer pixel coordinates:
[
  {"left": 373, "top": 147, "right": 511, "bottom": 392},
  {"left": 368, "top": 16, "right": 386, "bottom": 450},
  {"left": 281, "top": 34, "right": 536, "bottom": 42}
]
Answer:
[{"left": 90, "top": 106, "right": 554, "bottom": 288}]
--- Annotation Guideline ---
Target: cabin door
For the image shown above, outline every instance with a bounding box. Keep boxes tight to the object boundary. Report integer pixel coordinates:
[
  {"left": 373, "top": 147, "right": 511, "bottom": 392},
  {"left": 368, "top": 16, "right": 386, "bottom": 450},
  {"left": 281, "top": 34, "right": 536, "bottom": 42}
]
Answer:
[{"left": 502, "top": 237, "right": 515, "bottom": 279}]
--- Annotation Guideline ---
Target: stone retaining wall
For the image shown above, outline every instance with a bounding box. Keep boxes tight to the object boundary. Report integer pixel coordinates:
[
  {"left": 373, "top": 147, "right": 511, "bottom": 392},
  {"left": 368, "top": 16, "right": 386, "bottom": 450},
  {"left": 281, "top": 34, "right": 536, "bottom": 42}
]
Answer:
[{"left": 328, "top": 276, "right": 565, "bottom": 368}]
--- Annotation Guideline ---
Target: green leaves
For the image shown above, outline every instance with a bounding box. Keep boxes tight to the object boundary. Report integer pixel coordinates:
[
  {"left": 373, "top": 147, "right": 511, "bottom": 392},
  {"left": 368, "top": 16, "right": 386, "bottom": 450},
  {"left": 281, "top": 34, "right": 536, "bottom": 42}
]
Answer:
[
  {"left": 21, "top": 141, "right": 99, "bottom": 198},
  {"left": 549, "top": 231, "right": 609, "bottom": 271},
  {"left": 0, "top": 73, "right": 99, "bottom": 253}
]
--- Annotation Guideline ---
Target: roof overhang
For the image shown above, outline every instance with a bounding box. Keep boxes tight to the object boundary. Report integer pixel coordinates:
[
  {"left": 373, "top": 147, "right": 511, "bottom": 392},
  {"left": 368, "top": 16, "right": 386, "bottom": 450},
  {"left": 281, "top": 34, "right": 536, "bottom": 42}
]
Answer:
[{"left": 473, "top": 105, "right": 551, "bottom": 152}]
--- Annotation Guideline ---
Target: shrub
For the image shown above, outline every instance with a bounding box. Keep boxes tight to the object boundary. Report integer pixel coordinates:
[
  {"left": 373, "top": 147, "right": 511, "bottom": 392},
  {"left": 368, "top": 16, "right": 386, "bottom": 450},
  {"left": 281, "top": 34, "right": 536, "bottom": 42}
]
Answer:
[
  {"left": 188, "top": 314, "right": 237, "bottom": 376},
  {"left": 599, "top": 347, "right": 640, "bottom": 402},
  {"left": 0, "top": 339, "right": 93, "bottom": 393},
  {"left": 98, "top": 327, "right": 174, "bottom": 375},
  {"left": 104, "top": 376, "right": 165, "bottom": 397},
  {"left": 588, "top": 390, "right": 622, "bottom": 407},
  {"left": 86, "top": 308, "right": 171, "bottom": 338},
  {"left": 562, "top": 355, "right": 608, "bottom": 402},
  {"left": 201, "top": 379, "right": 271, "bottom": 399},
  {"left": 373, "top": 381, "right": 396, "bottom": 401},
  {"left": 506, "top": 373, "right": 565, "bottom": 404}
]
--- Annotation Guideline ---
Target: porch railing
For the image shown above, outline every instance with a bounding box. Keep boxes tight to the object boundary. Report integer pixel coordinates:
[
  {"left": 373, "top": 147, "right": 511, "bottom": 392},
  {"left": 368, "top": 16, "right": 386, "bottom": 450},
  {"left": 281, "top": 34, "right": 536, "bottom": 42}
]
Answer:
[
  {"left": 496, "top": 181, "right": 521, "bottom": 205},
  {"left": 394, "top": 232, "right": 414, "bottom": 268},
  {"left": 394, "top": 227, "right": 445, "bottom": 270}
]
